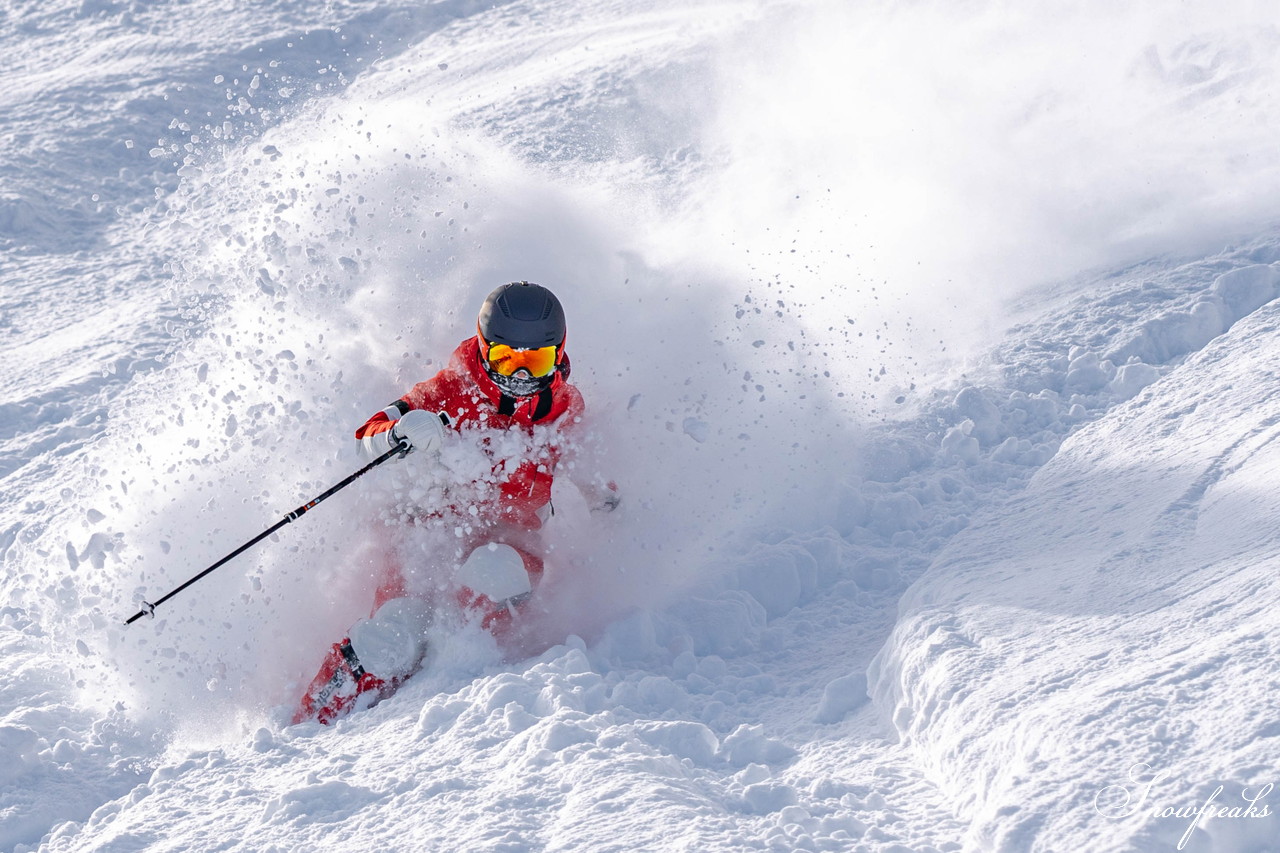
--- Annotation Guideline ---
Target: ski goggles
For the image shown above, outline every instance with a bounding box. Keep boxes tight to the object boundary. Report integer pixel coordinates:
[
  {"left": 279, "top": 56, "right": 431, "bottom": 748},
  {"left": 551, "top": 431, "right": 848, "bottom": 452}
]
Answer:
[{"left": 480, "top": 338, "right": 560, "bottom": 378}]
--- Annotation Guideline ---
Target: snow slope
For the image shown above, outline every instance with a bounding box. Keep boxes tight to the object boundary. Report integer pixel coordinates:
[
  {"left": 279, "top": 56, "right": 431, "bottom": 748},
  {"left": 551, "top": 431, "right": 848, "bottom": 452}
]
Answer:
[
  {"left": 5, "top": 0, "right": 1280, "bottom": 851},
  {"left": 872, "top": 259, "right": 1280, "bottom": 852}
]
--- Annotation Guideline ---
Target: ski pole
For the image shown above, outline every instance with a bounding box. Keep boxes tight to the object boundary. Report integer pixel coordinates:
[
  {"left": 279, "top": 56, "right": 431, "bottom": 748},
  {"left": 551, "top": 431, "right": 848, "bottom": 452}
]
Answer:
[{"left": 123, "top": 438, "right": 408, "bottom": 625}]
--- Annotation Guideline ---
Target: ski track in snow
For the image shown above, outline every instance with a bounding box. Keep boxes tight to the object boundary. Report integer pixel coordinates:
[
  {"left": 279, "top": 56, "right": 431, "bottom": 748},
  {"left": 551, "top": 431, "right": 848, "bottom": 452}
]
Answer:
[{"left": 5, "top": 1, "right": 1280, "bottom": 851}]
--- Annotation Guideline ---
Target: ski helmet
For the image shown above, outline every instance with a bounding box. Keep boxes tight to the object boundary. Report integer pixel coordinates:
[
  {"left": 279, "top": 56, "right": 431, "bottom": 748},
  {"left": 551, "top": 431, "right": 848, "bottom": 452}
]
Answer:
[{"left": 477, "top": 281, "right": 567, "bottom": 396}]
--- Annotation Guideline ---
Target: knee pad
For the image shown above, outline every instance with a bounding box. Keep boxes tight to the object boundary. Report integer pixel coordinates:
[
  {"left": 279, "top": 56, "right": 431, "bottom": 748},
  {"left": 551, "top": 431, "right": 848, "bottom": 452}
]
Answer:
[
  {"left": 456, "top": 543, "right": 533, "bottom": 604},
  {"left": 348, "top": 597, "right": 433, "bottom": 680}
]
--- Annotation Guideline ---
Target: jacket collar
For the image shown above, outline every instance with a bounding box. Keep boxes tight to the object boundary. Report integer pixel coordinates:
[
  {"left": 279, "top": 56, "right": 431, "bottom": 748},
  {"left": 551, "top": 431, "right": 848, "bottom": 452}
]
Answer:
[{"left": 459, "top": 336, "right": 563, "bottom": 421}]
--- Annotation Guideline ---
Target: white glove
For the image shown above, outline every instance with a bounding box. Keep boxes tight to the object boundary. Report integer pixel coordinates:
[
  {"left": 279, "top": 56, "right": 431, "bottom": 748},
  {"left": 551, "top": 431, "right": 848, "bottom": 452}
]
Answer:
[
  {"left": 392, "top": 409, "right": 447, "bottom": 456},
  {"left": 360, "top": 409, "right": 448, "bottom": 459}
]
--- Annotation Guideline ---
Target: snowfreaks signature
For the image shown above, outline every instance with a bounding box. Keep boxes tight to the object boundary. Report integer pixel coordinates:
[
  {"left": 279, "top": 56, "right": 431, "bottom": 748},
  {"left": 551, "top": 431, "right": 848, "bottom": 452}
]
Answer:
[{"left": 1094, "top": 763, "right": 1274, "bottom": 850}]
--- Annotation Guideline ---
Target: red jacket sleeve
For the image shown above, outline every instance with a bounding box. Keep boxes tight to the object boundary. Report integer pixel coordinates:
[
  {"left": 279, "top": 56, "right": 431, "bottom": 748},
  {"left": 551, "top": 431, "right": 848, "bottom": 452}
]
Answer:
[
  {"left": 354, "top": 411, "right": 395, "bottom": 440},
  {"left": 354, "top": 371, "right": 459, "bottom": 440}
]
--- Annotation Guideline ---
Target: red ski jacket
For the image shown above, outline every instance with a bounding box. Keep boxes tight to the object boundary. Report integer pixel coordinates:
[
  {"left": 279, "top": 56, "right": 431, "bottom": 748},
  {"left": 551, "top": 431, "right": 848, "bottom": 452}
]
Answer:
[{"left": 355, "top": 337, "right": 585, "bottom": 529}]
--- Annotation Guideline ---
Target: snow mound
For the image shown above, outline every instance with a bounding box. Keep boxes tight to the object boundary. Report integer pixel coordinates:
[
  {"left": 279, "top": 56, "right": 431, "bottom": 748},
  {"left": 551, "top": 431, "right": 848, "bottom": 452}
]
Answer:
[{"left": 871, "top": 290, "right": 1280, "bottom": 850}]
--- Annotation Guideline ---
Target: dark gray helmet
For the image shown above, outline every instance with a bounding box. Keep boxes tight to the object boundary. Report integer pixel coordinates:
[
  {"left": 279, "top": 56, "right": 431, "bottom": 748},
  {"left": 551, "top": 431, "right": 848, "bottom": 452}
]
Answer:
[{"left": 477, "top": 281, "right": 566, "bottom": 349}]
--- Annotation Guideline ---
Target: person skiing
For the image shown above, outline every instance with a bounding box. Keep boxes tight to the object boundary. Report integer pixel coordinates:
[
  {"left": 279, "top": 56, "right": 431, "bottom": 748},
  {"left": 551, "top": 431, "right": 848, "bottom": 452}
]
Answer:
[{"left": 292, "top": 281, "right": 617, "bottom": 725}]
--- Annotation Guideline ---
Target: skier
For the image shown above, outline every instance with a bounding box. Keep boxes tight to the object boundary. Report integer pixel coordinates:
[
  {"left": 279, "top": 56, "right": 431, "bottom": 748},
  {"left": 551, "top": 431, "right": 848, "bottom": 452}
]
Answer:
[{"left": 292, "top": 281, "right": 617, "bottom": 725}]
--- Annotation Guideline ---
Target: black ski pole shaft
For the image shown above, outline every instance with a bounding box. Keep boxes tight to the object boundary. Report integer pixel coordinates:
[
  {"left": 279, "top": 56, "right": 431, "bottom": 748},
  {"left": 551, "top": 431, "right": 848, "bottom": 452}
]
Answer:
[{"left": 124, "top": 439, "right": 407, "bottom": 625}]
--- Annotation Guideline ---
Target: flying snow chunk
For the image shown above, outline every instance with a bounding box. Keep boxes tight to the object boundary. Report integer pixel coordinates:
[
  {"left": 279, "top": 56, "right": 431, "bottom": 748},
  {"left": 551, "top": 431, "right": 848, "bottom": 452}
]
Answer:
[{"left": 683, "top": 417, "right": 709, "bottom": 443}]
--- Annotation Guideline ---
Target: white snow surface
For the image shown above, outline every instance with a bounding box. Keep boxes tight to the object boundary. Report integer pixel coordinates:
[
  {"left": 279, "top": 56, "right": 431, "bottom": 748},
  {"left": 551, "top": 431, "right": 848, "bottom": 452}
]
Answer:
[{"left": 4, "top": 1, "right": 1280, "bottom": 851}]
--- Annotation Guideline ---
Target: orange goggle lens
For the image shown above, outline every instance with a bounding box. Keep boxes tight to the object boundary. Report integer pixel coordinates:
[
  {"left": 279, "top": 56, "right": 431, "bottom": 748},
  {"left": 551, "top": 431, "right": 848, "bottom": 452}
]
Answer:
[{"left": 483, "top": 341, "right": 559, "bottom": 378}]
